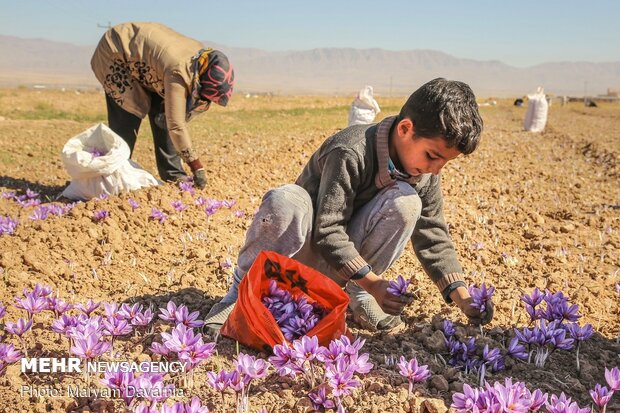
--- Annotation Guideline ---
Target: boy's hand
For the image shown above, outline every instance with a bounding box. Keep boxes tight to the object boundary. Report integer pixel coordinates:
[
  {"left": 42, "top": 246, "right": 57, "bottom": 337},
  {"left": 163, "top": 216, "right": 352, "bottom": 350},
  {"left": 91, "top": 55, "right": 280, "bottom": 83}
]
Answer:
[
  {"left": 450, "top": 286, "right": 494, "bottom": 325},
  {"left": 355, "top": 272, "right": 414, "bottom": 315}
]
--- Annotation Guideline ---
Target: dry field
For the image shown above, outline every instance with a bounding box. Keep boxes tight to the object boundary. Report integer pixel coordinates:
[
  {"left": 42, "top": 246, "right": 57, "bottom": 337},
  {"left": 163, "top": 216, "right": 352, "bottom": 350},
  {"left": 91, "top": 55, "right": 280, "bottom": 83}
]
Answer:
[{"left": 0, "top": 88, "right": 618, "bottom": 412}]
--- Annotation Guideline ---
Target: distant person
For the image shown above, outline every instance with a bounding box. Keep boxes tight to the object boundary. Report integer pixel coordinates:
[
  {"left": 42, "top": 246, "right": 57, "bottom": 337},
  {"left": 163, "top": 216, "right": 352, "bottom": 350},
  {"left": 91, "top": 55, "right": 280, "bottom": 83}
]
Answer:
[
  {"left": 513, "top": 98, "right": 524, "bottom": 107},
  {"left": 91, "top": 22, "right": 235, "bottom": 188},
  {"left": 205, "top": 78, "right": 493, "bottom": 334},
  {"left": 348, "top": 85, "right": 381, "bottom": 126},
  {"left": 584, "top": 99, "right": 598, "bottom": 108}
]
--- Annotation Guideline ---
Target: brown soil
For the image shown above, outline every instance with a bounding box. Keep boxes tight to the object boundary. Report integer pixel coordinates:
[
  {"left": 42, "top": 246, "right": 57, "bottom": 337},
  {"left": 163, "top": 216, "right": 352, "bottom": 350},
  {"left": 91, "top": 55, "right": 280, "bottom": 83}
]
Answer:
[{"left": 0, "top": 90, "right": 618, "bottom": 412}]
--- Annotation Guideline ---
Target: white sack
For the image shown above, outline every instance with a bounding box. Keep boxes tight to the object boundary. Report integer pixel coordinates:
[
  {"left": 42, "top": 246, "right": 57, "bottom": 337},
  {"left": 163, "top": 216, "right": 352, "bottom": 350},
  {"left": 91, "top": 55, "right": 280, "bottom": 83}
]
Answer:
[
  {"left": 348, "top": 85, "right": 381, "bottom": 126},
  {"left": 61, "top": 123, "right": 159, "bottom": 200},
  {"left": 524, "top": 87, "right": 548, "bottom": 132}
]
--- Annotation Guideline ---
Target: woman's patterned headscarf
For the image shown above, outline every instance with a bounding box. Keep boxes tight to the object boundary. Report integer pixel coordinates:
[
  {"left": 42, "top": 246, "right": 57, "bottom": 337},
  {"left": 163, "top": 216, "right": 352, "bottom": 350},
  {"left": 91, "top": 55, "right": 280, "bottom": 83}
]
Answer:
[{"left": 187, "top": 49, "right": 234, "bottom": 119}]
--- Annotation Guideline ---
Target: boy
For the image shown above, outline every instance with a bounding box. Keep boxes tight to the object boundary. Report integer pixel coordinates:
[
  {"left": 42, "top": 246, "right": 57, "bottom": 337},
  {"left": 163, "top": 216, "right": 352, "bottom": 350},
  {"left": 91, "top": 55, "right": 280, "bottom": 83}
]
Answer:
[{"left": 205, "top": 78, "right": 493, "bottom": 332}]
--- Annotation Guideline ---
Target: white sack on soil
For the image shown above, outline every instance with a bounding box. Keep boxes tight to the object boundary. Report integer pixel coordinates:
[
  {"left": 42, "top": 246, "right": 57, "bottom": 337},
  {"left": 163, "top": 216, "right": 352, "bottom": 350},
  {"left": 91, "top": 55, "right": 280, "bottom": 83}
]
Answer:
[
  {"left": 524, "top": 87, "right": 548, "bottom": 132},
  {"left": 348, "top": 85, "right": 381, "bottom": 126},
  {"left": 61, "top": 123, "right": 160, "bottom": 200}
]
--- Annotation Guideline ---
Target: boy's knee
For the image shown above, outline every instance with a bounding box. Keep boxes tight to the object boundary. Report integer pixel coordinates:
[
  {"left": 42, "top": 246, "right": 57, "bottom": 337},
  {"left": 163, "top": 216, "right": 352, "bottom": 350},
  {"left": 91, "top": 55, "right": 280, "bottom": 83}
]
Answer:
[
  {"left": 383, "top": 182, "right": 422, "bottom": 227},
  {"left": 259, "top": 184, "right": 312, "bottom": 226}
]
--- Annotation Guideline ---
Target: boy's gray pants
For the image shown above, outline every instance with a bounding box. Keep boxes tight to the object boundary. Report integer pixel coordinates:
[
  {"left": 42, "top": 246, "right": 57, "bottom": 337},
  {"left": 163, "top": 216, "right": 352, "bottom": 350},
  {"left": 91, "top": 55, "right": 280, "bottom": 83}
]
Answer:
[{"left": 220, "top": 181, "right": 422, "bottom": 309}]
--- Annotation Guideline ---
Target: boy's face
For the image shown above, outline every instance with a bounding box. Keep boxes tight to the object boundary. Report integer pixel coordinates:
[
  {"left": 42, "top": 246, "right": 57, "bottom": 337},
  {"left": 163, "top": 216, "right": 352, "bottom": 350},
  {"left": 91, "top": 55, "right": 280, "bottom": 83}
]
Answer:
[{"left": 392, "top": 118, "right": 461, "bottom": 176}]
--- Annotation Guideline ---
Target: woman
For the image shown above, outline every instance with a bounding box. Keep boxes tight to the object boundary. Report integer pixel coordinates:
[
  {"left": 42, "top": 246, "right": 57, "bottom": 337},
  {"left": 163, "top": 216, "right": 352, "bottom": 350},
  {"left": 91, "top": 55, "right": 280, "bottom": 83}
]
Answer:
[{"left": 91, "top": 22, "right": 234, "bottom": 188}]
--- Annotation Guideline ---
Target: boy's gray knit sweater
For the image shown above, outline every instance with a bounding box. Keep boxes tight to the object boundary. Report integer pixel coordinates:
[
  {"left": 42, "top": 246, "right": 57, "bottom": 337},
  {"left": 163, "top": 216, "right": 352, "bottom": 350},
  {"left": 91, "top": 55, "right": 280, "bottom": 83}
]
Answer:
[{"left": 295, "top": 116, "right": 465, "bottom": 293}]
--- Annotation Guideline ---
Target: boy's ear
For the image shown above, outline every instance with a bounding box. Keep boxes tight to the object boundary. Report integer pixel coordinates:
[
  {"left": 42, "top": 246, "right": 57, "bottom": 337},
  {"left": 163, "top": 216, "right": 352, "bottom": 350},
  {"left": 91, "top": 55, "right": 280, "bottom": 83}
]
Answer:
[{"left": 397, "top": 118, "right": 415, "bottom": 138}]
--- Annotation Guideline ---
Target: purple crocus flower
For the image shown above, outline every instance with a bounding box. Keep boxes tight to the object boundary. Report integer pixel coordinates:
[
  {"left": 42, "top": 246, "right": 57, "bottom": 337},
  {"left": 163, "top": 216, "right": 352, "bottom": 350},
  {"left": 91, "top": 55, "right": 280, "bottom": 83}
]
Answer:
[
  {"left": 451, "top": 383, "right": 480, "bottom": 412},
  {"left": 118, "top": 303, "right": 143, "bottom": 320},
  {"left": 178, "top": 180, "right": 195, "bottom": 196},
  {"left": 292, "top": 335, "right": 320, "bottom": 363},
  {"left": 227, "top": 369, "right": 250, "bottom": 392},
  {"left": 443, "top": 319, "right": 456, "bottom": 337},
  {"left": 179, "top": 339, "right": 216, "bottom": 368},
  {"left": 15, "top": 294, "right": 49, "bottom": 316},
  {"left": 132, "top": 308, "right": 154, "bottom": 327},
  {"left": 102, "top": 317, "right": 133, "bottom": 337},
  {"left": 566, "top": 323, "right": 593, "bottom": 341},
  {"left": 194, "top": 196, "right": 207, "bottom": 206},
  {"left": 71, "top": 334, "right": 111, "bottom": 360},
  {"left": 51, "top": 314, "right": 79, "bottom": 335},
  {"left": 102, "top": 302, "right": 120, "bottom": 319},
  {"left": 1, "top": 191, "right": 15, "bottom": 199},
  {"left": 326, "top": 360, "right": 360, "bottom": 398},
  {"left": 308, "top": 386, "right": 336, "bottom": 411},
  {"left": 76, "top": 299, "right": 100, "bottom": 316},
  {"left": 235, "top": 353, "right": 270, "bottom": 380},
  {"left": 387, "top": 275, "right": 411, "bottom": 296},
  {"left": 88, "top": 147, "right": 106, "bottom": 157},
  {"left": 0, "top": 215, "right": 18, "bottom": 236},
  {"left": 220, "top": 257, "right": 233, "bottom": 270},
  {"left": 269, "top": 342, "right": 303, "bottom": 377},
  {"left": 492, "top": 379, "right": 530, "bottom": 413},
  {"left": 348, "top": 352, "right": 373, "bottom": 374},
  {"left": 0, "top": 302, "right": 6, "bottom": 319},
  {"left": 468, "top": 283, "right": 495, "bottom": 314},
  {"left": 506, "top": 337, "right": 528, "bottom": 360},
  {"left": 605, "top": 366, "right": 620, "bottom": 391},
  {"left": 0, "top": 342, "right": 22, "bottom": 365},
  {"left": 171, "top": 200, "right": 188, "bottom": 212},
  {"left": 590, "top": 384, "right": 613, "bottom": 409},
  {"left": 150, "top": 208, "right": 168, "bottom": 224},
  {"left": 48, "top": 296, "right": 73, "bottom": 315},
  {"left": 184, "top": 396, "right": 210, "bottom": 413},
  {"left": 207, "top": 369, "right": 232, "bottom": 392},
  {"left": 528, "top": 388, "right": 548, "bottom": 411},
  {"left": 222, "top": 199, "right": 237, "bottom": 208},
  {"left": 128, "top": 198, "right": 140, "bottom": 210},
  {"left": 521, "top": 288, "right": 545, "bottom": 308},
  {"left": 158, "top": 300, "right": 179, "bottom": 322},
  {"left": 161, "top": 324, "right": 201, "bottom": 353},
  {"left": 149, "top": 342, "right": 171, "bottom": 356},
  {"left": 29, "top": 205, "right": 50, "bottom": 221},
  {"left": 5, "top": 318, "right": 33, "bottom": 337},
  {"left": 92, "top": 210, "right": 109, "bottom": 222},
  {"left": 397, "top": 356, "right": 431, "bottom": 396},
  {"left": 174, "top": 305, "right": 204, "bottom": 328},
  {"left": 234, "top": 210, "right": 246, "bottom": 218}
]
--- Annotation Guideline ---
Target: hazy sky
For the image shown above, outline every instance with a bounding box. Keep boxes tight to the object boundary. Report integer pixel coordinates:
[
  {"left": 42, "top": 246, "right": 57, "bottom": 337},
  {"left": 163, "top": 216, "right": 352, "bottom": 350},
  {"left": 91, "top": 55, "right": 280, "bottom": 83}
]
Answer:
[{"left": 1, "top": 0, "right": 618, "bottom": 67}]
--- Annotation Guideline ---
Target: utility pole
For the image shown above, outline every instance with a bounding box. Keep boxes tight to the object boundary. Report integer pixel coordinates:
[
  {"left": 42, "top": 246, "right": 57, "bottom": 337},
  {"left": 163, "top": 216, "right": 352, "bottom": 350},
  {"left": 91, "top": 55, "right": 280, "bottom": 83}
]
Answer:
[{"left": 97, "top": 21, "right": 112, "bottom": 30}]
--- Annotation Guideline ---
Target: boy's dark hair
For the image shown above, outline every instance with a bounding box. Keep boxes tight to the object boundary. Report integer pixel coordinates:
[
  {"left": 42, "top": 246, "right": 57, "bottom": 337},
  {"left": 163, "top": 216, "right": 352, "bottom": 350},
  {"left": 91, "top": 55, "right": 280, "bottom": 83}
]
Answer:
[{"left": 398, "top": 78, "right": 483, "bottom": 155}]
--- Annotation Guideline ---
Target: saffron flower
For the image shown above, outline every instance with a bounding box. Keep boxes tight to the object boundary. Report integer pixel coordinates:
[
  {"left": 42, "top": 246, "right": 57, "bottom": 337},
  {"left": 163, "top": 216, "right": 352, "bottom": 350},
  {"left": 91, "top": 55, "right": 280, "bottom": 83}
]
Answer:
[
  {"left": 76, "top": 299, "right": 100, "bottom": 316},
  {"left": 178, "top": 180, "right": 195, "bottom": 196},
  {"left": 0, "top": 302, "right": 6, "bottom": 319},
  {"left": 443, "top": 319, "right": 456, "bottom": 337},
  {"left": 88, "top": 148, "right": 106, "bottom": 157},
  {"left": 0, "top": 215, "right": 18, "bottom": 235},
  {"left": 397, "top": 356, "right": 431, "bottom": 396},
  {"left": 159, "top": 301, "right": 179, "bottom": 322},
  {"left": 161, "top": 324, "right": 201, "bottom": 353},
  {"left": 102, "top": 317, "right": 133, "bottom": 337},
  {"left": 15, "top": 294, "right": 49, "bottom": 316},
  {"left": 590, "top": 384, "right": 613, "bottom": 410},
  {"left": 468, "top": 283, "right": 495, "bottom": 314},
  {"left": 451, "top": 383, "right": 480, "bottom": 412},
  {"left": 506, "top": 337, "right": 528, "bottom": 360},
  {"left": 128, "top": 198, "right": 140, "bottom": 210},
  {"left": 71, "top": 334, "right": 111, "bottom": 360},
  {"left": 5, "top": 318, "right": 33, "bottom": 337},
  {"left": 207, "top": 369, "right": 232, "bottom": 392},
  {"left": 92, "top": 210, "right": 109, "bottom": 222},
  {"left": 308, "top": 386, "right": 336, "bottom": 411},
  {"left": 387, "top": 274, "right": 411, "bottom": 296},
  {"left": 171, "top": 200, "right": 188, "bottom": 212},
  {"left": 150, "top": 208, "right": 168, "bottom": 224},
  {"left": 235, "top": 353, "right": 270, "bottom": 380},
  {"left": 174, "top": 305, "right": 204, "bottom": 328},
  {"left": 605, "top": 366, "right": 620, "bottom": 391}
]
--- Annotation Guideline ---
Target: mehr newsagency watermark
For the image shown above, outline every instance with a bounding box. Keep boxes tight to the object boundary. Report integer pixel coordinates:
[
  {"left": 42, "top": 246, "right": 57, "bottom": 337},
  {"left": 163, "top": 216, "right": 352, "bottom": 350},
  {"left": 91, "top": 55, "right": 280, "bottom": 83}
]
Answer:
[{"left": 19, "top": 357, "right": 186, "bottom": 398}]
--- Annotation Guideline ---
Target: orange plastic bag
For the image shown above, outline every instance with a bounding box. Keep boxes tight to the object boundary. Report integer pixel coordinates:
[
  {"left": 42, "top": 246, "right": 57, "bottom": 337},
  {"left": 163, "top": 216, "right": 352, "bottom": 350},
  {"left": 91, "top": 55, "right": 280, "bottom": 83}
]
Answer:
[{"left": 221, "top": 250, "right": 350, "bottom": 351}]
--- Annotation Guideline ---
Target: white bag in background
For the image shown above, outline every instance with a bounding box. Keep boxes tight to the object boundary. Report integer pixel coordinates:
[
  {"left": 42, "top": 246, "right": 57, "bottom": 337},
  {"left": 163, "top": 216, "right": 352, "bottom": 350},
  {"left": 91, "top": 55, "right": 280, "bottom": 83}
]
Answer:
[
  {"left": 348, "top": 85, "right": 381, "bottom": 126},
  {"left": 61, "top": 123, "right": 160, "bottom": 200},
  {"left": 524, "top": 87, "right": 549, "bottom": 132}
]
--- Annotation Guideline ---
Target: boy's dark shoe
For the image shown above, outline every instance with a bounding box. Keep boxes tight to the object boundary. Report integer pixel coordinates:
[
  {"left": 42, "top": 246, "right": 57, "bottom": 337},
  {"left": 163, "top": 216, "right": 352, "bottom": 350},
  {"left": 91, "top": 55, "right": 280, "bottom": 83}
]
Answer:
[{"left": 203, "top": 301, "right": 235, "bottom": 335}]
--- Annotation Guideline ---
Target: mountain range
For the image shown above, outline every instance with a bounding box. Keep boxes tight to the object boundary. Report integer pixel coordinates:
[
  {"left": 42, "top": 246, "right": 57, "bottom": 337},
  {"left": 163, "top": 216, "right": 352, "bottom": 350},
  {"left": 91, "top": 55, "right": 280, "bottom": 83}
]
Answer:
[{"left": 0, "top": 34, "right": 618, "bottom": 97}]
